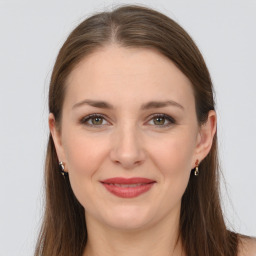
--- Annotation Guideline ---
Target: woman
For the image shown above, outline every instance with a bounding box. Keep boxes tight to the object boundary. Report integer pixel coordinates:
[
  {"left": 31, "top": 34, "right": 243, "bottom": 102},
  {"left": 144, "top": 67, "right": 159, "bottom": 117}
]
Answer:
[{"left": 35, "top": 5, "right": 256, "bottom": 256}]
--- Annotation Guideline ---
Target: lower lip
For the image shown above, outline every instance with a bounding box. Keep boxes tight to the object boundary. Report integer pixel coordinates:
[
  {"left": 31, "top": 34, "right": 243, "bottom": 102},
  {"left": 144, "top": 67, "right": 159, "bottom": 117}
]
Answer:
[{"left": 101, "top": 183, "right": 155, "bottom": 198}]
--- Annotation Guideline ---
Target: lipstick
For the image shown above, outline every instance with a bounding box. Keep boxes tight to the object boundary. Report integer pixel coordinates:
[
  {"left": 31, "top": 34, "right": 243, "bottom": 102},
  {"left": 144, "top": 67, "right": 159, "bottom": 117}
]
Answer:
[{"left": 100, "top": 177, "right": 156, "bottom": 198}]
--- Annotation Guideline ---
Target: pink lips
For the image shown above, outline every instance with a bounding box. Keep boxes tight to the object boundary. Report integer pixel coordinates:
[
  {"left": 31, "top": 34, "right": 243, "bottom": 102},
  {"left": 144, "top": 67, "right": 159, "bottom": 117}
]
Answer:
[{"left": 100, "top": 177, "right": 156, "bottom": 198}]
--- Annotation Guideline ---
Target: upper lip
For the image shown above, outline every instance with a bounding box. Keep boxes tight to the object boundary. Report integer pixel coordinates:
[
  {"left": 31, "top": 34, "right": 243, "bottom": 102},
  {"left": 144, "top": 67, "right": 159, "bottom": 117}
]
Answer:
[{"left": 100, "top": 177, "right": 156, "bottom": 184}]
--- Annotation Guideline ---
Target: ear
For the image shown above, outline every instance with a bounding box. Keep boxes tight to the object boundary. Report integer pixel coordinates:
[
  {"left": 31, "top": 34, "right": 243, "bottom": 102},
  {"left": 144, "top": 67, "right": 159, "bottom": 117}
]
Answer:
[
  {"left": 193, "top": 110, "right": 217, "bottom": 165},
  {"left": 49, "top": 113, "right": 66, "bottom": 163}
]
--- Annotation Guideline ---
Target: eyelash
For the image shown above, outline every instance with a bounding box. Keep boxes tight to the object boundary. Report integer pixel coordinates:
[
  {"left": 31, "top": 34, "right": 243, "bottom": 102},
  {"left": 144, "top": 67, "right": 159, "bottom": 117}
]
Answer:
[{"left": 80, "top": 113, "right": 176, "bottom": 128}]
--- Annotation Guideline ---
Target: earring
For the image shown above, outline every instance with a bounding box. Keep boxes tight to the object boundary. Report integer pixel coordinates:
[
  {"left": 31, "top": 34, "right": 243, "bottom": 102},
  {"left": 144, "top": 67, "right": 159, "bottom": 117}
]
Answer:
[
  {"left": 59, "top": 161, "right": 68, "bottom": 177},
  {"left": 194, "top": 159, "right": 199, "bottom": 176}
]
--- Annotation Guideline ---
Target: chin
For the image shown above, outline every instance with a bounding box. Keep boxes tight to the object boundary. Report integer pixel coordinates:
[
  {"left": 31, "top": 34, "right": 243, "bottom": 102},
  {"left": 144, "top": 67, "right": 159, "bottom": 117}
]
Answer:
[{"left": 99, "top": 205, "right": 154, "bottom": 231}]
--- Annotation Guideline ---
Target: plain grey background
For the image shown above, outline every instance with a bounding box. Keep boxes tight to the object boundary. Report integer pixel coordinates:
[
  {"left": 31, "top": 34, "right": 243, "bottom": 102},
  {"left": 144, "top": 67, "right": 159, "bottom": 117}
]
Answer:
[{"left": 0, "top": 0, "right": 255, "bottom": 255}]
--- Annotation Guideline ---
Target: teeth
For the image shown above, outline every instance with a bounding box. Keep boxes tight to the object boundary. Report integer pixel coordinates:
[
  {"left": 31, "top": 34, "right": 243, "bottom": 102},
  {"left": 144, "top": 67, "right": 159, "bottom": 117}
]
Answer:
[{"left": 109, "top": 183, "right": 145, "bottom": 187}]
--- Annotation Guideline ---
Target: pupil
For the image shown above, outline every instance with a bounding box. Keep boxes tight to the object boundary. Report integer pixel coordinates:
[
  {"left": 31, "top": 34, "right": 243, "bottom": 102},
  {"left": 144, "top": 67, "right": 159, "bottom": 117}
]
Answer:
[
  {"left": 154, "top": 117, "right": 165, "bottom": 125},
  {"left": 92, "top": 117, "right": 102, "bottom": 125}
]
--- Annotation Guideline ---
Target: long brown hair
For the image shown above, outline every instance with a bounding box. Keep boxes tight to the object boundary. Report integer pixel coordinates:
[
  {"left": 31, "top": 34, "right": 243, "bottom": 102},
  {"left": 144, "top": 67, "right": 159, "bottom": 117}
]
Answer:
[{"left": 35, "top": 5, "right": 238, "bottom": 256}]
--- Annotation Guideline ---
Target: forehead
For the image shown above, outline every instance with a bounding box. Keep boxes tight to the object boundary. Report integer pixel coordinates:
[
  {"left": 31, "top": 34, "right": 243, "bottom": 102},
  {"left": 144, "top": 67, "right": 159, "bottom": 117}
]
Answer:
[{"left": 65, "top": 45, "right": 195, "bottom": 110}]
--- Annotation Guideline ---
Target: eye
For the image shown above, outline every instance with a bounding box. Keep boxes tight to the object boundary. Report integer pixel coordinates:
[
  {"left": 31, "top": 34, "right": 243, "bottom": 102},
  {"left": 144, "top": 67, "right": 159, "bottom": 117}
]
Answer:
[
  {"left": 148, "top": 114, "right": 176, "bottom": 128},
  {"left": 80, "top": 113, "right": 175, "bottom": 128},
  {"left": 80, "top": 114, "right": 109, "bottom": 127}
]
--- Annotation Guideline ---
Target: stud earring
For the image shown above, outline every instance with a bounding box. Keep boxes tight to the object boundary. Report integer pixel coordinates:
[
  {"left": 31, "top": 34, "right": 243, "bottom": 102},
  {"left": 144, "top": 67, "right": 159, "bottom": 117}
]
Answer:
[
  {"left": 194, "top": 159, "right": 199, "bottom": 176},
  {"left": 59, "top": 161, "right": 68, "bottom": 177}
]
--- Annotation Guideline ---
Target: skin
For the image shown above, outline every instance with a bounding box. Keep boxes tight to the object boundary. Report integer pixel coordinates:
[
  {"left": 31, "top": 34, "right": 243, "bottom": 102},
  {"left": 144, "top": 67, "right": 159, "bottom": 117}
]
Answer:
[
  {"left": 49, "top": 45, "right": 217, "bottom": 256},
  {"left": 239, "top": 237, "right": 256, "bottom": 256}
]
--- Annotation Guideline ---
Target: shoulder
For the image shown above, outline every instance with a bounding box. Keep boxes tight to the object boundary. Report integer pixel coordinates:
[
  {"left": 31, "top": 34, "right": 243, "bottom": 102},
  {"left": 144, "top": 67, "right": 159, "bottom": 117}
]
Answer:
[{"left": 238, "top": 236, "right": 256, "bottom": 256}]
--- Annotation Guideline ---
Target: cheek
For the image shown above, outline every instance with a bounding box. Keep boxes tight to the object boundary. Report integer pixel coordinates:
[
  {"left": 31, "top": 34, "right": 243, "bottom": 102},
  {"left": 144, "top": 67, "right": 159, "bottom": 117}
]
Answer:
[
  {"left": 151, "top": 131, "right": 195, "bottom": 170},
  {"left": 148, "top": 129, "right": 196, "bottom": 193},
  {"left": 62, "top": 131, "right": 109, "bottom": 208},
  {"left": 63, "top": 131, "right": 107, "bottom": 175},
  {"left": 62, "top": 130, "right": 108, "bottom": 200}
]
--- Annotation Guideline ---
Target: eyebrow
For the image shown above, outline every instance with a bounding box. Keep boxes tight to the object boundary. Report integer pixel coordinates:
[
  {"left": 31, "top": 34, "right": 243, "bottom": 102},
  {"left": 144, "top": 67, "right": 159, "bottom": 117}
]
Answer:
[{"left": 72, "top": 99, "right": 184, "bottom": 110}]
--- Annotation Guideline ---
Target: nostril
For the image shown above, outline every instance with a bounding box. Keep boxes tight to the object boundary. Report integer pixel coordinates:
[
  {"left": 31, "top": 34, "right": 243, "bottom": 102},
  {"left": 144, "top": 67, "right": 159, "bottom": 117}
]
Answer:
[{"left": 109, "top": 138, "right": 146, "bottom": 169}]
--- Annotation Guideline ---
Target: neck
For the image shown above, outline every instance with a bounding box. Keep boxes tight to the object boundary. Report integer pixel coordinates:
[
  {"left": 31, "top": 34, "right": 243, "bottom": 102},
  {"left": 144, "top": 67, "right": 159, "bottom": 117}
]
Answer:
[{"left": 83, "top": 208, "right": 184, "bottom": 256}]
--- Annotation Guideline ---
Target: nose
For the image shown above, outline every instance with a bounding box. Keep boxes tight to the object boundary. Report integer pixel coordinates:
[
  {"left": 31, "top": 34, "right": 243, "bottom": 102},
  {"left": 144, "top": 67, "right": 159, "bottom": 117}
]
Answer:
[{"left": 110, "top": 124, "right": 146, "bottom": 170}]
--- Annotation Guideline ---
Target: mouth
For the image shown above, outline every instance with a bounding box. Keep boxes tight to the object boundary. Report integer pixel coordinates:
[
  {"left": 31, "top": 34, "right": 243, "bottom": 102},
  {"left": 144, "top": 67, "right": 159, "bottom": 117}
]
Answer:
[{"left": 100, "top": 177, "right": 156, "bottom": 198}]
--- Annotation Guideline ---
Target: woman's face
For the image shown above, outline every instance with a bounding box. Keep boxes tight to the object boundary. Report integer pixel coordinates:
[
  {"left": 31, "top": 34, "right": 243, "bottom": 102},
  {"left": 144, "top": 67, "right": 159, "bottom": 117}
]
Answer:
[{"left": 50, "top": 45, "right": 215, "bottom": 231}]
